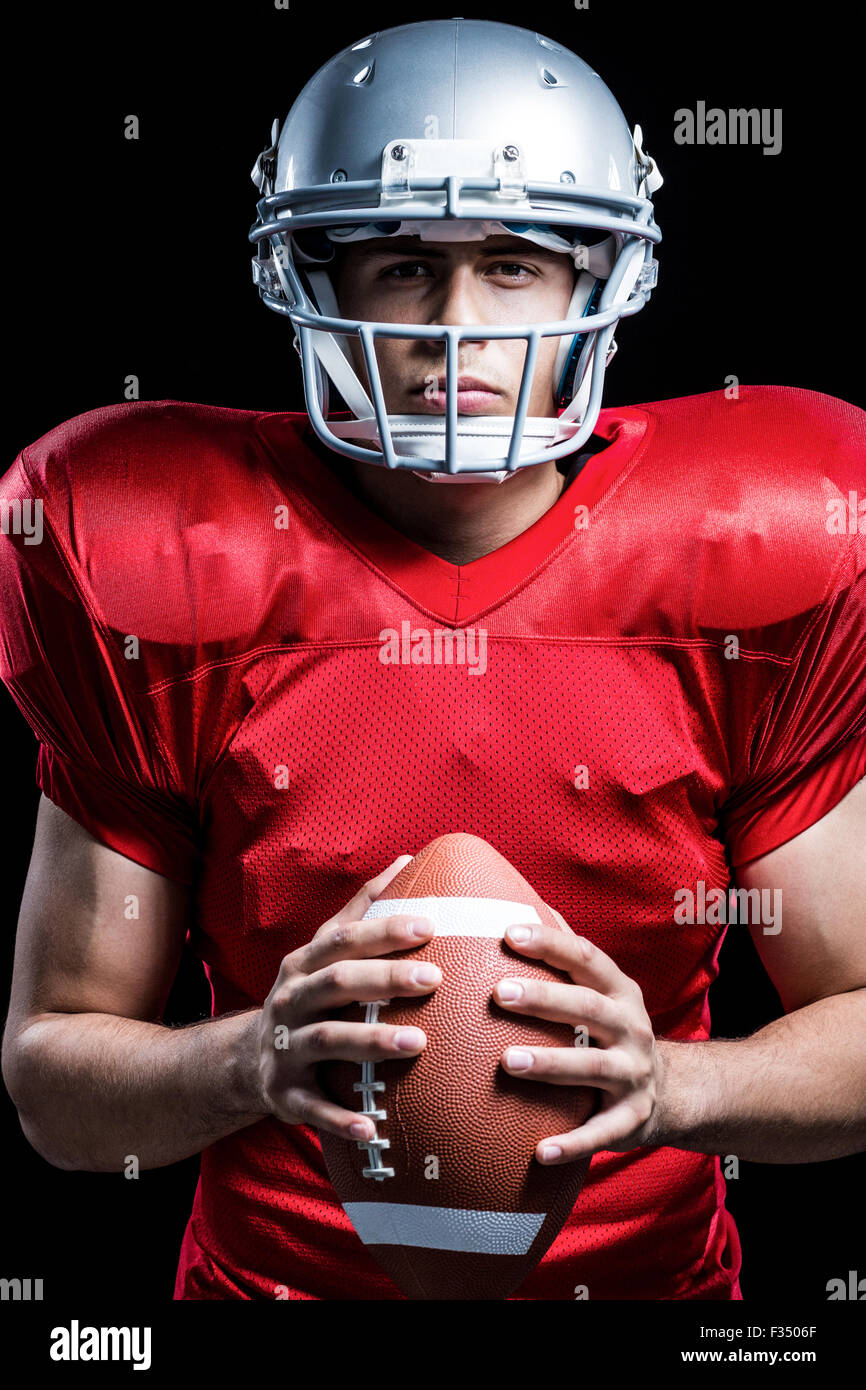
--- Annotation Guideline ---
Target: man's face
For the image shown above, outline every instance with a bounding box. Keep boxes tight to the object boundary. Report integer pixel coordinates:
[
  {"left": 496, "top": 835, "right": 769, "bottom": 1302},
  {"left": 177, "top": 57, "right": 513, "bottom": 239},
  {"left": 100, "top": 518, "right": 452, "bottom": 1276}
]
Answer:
[{"left": 332, "top": 233, "right": 576, "bottom": 420}]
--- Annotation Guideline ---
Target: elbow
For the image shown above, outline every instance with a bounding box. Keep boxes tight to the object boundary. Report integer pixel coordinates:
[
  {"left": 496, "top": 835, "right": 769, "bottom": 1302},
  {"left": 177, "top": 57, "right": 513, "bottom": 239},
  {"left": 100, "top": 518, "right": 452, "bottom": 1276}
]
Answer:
[
  {"left": 2, "top": 1020, "right": 34, "bottom": 1113},
  {"left": 2, "top": 1021, "right": 82, "bottom": 1171},
  {"left": 17, "top": 1109, "right": 81, "bottom": 1170}
]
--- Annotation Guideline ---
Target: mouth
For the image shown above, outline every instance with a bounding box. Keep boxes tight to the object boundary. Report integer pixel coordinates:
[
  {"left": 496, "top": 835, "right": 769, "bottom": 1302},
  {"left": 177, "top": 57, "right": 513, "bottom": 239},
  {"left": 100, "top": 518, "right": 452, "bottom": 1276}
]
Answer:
[{"left": 410, "top": 375, "right": 503, "bottom": 414}]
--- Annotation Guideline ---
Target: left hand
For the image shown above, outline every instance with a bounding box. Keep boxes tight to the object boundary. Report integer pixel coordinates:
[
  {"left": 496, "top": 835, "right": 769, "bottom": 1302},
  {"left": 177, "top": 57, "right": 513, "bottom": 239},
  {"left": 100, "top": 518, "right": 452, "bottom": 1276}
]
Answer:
[{"left": 495, "top": 917, "right": 666, "bottom": 1164}]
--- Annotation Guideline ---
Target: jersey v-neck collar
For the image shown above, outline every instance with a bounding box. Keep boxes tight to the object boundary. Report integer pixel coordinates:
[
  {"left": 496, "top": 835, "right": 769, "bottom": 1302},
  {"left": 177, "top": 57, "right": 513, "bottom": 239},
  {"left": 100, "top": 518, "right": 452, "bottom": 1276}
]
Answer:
[{"left": 255, "top": 406, "right": 652, "bottom": 626}]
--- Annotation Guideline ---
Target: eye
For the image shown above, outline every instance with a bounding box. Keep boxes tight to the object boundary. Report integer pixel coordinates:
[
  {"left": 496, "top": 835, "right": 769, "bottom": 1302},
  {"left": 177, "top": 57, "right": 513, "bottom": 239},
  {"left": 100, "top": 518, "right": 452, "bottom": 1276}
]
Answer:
[
  {"left": 382, "top": 261, "right": 431, "bottom": 279},
  {"left": 488, "top": 262, "right": 536, "bottom": 280},
  {"left": 378, "top": 259, "right": 538, "bottom": 283}
]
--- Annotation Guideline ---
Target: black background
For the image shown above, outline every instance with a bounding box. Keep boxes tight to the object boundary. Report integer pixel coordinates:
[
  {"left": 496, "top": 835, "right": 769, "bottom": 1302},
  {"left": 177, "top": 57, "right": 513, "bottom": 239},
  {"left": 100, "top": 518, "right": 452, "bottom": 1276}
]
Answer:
[{"left": 2, "top": 0, "right": 863, "bottom": 1308}]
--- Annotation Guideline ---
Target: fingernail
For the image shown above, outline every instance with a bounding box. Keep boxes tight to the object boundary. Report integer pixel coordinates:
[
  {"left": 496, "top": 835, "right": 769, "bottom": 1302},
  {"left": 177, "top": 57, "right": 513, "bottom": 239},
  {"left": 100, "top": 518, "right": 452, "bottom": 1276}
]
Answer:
[
  {"left": 541, "top": 1145, "right": 562, "bottom": 1161},
  {"left": 497, "top": 980, "right": 523, "bottom": 1001},
  {"left": 508, "top": 925, "right": 532, "bottom": 943},
  {"left": 394, "top": 1028, "right": 425, "bottom": 1050},
  {"left": 350, "top": 1121, "right": 373, "bottom": 1139},
  {"left": 505, "top": 1048, "right": 534, "bottom": 1070},
  {"left": 413, "top": 964, "right": 440, "bottom": 984},
  {"left": 408, "top": 919, "right": 432, "bottom": 936}
]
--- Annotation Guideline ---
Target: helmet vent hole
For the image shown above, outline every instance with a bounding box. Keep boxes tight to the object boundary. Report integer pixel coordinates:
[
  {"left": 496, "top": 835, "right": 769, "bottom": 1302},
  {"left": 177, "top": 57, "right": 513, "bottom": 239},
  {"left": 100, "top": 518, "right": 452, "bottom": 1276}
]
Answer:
[
  {"left": 352, "top": 63, "right": 374, "bottom": 85},
  {"left": 541, "top": 68, "right": 559, "bottom": 86}
]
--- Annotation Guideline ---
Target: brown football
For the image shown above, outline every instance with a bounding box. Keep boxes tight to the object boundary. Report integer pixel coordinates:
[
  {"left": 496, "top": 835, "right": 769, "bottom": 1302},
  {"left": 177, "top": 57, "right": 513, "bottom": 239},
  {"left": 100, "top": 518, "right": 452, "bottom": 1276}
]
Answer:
[{"left": 318, "top": 832, "right": 597, "bottom": 1299}]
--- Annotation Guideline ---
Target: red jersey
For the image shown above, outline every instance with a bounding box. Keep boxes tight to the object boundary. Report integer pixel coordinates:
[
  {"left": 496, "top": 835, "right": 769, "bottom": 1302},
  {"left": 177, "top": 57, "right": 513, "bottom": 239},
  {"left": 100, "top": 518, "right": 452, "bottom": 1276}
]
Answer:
[{"left": 1, "top": 386, "right": 863, "bottom": 1299}]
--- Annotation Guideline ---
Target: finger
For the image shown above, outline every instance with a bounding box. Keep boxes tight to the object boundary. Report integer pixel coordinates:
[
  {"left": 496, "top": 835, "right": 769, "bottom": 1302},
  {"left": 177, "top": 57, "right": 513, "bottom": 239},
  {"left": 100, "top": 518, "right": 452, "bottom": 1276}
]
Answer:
[
  {"left": 288, "top": 956, "right": 441, "bottom": 1023},
  {"left": 504, "top": 921, "right": 636, "bottom": 999},
  {"left": 270, "top": 1082, "right": 380, "bottom": 1143},
  {"left": 287, "top": 1018, "right": 427, "bottom": 1070},
  {"left": 501, "top": 1042, "right": 631, "bottom": 1089},
  {"left": 492, "top": 977, "right": 627, "bottom": 1046},
  {"left": 535, "top": 1098, "right": 653, "bottom": 1162},
  {"left": 289, "top": 912, "right": 434, "bottom": 980},
  {"left": 330, "top": 855, "right": 415, "bottom": 926}
]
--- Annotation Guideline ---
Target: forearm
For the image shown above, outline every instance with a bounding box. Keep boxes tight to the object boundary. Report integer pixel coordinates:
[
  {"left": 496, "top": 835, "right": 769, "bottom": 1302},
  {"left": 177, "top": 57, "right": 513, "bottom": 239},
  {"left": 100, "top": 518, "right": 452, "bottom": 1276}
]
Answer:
[
  {"left": 6, "top": 1008, "right": 268, "bottom": 1171},
  {"left": 654, "top": 989, "right": 866, "bottom": 1162}
]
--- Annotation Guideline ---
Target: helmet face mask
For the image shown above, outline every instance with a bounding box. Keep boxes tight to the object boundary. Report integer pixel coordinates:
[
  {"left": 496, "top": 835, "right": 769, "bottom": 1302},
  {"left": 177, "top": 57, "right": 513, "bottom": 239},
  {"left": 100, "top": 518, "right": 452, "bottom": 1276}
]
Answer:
[
  {"left": 249, "top": 19, "right": 662, "bottom": 481},
  {"left": 326, "top": 227, "right": 581, "bottom": 483}
]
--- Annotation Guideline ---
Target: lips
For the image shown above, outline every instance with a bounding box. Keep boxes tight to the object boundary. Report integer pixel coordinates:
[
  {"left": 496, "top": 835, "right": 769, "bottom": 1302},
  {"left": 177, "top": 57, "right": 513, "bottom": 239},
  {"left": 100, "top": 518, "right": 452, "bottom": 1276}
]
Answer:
[{"left": 412, "top": 375, "right": 503, "bottom": 414}]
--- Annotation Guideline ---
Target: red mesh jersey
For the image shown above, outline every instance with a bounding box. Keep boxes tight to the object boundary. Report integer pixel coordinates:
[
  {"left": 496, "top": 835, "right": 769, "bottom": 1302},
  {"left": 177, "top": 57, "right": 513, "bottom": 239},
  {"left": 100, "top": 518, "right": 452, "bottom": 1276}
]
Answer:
[{"left": 1, "top": 386, "right": 864, "bottom": 1300}]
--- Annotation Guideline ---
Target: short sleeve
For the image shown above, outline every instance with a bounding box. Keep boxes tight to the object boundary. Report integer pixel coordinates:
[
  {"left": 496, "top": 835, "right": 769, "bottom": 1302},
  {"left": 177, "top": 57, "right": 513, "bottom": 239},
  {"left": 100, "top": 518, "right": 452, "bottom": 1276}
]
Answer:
[
  {"left": 720, "top": 550, "right": 866, "bottom": 868},
  {"left": 0, "top": 451, "right": 199, "bottom": 884}
]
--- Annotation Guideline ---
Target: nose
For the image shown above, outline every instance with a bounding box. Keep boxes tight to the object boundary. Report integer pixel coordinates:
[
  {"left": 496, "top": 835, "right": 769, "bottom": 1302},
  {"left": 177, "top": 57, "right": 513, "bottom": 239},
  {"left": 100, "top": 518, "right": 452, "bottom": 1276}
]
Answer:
[{"left": 425, "top": 266, "right": 488, "bottom": 350}]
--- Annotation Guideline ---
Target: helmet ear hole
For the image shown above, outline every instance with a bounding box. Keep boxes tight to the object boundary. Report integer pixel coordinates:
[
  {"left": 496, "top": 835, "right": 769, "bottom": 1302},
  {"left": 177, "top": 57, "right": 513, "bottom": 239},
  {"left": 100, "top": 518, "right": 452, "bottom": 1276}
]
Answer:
[{"left": 292, "top": 229, "right": 336, "bottom": 265}]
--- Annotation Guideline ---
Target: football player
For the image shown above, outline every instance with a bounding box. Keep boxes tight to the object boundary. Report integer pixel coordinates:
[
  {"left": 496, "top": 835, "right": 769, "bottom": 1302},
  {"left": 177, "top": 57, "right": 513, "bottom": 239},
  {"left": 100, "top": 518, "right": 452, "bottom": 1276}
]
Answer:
[{"left": 2, "top": 19, "right": 864, "bottom": 1302}]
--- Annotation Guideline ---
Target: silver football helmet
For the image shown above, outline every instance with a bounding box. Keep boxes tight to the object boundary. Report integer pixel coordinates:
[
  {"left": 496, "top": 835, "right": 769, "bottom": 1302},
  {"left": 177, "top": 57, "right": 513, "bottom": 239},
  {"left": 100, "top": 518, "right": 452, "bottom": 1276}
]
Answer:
[{"left": 250, "top": 18, "right": 663, "bottom": 481}]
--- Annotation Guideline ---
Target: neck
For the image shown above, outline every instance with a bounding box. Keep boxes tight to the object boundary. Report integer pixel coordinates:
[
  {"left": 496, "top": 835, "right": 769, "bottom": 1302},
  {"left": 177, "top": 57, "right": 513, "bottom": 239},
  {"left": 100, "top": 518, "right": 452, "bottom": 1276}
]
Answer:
[{"left": 319, "top": 448, "right": 569, "bottom": 565}]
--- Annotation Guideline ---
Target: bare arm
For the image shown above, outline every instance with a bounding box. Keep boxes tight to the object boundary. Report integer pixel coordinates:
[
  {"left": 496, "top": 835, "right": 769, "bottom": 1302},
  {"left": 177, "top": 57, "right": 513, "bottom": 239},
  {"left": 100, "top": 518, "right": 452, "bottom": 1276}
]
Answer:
[
  {"left": 488, "top": 776, "right": 866, "bottom": 1165},
  {"left": 2, "top": 795, "right": 266, "bottom": 1171},
  {"left": 2, "top": 799, "right": 438, "bottom": 1173},
  {"left": 654, "top": 775, "right": 866, "bottom": 1161}
]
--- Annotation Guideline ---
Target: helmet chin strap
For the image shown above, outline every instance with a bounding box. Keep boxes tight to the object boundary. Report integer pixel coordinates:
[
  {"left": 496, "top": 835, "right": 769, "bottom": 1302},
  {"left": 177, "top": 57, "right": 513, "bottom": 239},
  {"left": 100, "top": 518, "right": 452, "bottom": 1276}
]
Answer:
[
  {"left": 415, "top": 472, "right": 513, "bottom": 485},
  {"left": 412, "top": 468, "right": 512, "bottom": 484},
  {"left": 328, "top": 410, "right": 569, "bottom": 483}
]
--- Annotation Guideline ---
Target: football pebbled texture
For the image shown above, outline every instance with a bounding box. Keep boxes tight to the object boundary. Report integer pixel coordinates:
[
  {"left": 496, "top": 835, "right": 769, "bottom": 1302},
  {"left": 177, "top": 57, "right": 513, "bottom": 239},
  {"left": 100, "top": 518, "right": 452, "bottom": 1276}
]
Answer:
[{"left": 318, "top": 833, "right": 598, "bottom": 1300}]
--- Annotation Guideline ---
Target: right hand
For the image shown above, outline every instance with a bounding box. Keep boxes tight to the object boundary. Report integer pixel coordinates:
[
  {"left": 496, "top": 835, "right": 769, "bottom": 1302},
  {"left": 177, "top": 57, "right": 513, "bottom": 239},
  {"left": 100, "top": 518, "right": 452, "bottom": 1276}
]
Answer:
[{"left": 255, "top": 855, "right": 440, "bottom": 1142}]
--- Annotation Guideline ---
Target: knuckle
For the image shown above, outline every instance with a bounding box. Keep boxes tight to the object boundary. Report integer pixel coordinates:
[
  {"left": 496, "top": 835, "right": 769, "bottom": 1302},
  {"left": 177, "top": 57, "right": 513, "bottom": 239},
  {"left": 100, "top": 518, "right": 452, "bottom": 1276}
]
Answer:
[
  {"left": 326, "top": 959, "right": 353, "bottom": 993},
  {"left": 640, "top": 1059, "right": 656, "bottom": 1090},
  {"left": 266, "top": 983, "right": 293, "bottom": 1016},
  {"left": 286, "top": 1088, "right": 314, "bottom": 1127},
  {"left": 267, "top": 1081, "right": 293, "bottom": 1121},
  {"left": 277, "top": 953, "right": 299, "bottom": 985},
  {"left": 264, "top": 993, "right": 296, "bottom": 1039},
  {"left": 292, "top": 939, "right": 322, "bottom": 976},
  {"left": 306, "top": 1023, "right": 334, "bottom": 1054},
  {"left": 329, "top": 921, "right": 356, "bottom": 954},
  {"left": 629, "top": 1095, "right": 652, "bottom": 1127},
  {"left": 275, "top": 1026, "right": 298, "bottom": 1064}
]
